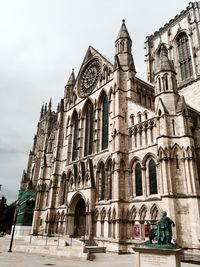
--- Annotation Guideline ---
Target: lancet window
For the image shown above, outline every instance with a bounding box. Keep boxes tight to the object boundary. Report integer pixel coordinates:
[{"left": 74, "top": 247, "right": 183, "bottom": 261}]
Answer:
[
  {"left": 135, "top": 163, "right": 143, "bottom": 196},
  {"left": 84, "top": 101, "right": 94, "bottom": 156},
  {"left": 72, "top": 111, "right": 79, "bottom": 161},
  {"left": 149, "top": 159, "right": 157, "bottom": 195},
  {"left": 101, "top": 94, "right": 109, "bottom": 150},
  {"left": 177, "top": 32, "right": 193, "bottom": 80}
]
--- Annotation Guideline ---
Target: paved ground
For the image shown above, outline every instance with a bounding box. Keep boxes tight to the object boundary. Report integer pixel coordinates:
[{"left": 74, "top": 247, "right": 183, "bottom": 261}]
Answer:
[{"left": 0, "top": 236, "right": 199, "bottom": 267}]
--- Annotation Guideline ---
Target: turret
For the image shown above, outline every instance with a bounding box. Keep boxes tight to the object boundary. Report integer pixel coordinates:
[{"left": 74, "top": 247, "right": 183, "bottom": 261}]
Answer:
[
  {"left": 114, "top": 20, "right": 136, "bottom": 74},
  {"left": 44, "top": 103, "right": 47, "bottom": 114},
  {"left": 154, "top": 43, "right": 178, "bottom": 114},
  {"left": 155, "top": 44, "right": 177, "bottom": 94},
  {"left": 64, "top": 68, "right": 75, "bottom": 100}
]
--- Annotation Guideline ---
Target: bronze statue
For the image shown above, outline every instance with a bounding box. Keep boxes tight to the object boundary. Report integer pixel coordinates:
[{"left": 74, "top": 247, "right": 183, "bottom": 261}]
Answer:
[{"left": 149, "top": 211, "right": 175, "bottom": 245}]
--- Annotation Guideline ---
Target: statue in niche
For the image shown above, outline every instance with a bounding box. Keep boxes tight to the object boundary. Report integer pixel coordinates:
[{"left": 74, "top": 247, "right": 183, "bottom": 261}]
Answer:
[{"left": 149, "top": 211, "right": 175, "bottom": 245}]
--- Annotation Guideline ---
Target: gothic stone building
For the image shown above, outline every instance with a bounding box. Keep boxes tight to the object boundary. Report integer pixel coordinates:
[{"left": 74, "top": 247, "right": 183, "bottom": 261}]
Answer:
[{"left": 20, "top": 2, "right": 200, "bottom": 257}]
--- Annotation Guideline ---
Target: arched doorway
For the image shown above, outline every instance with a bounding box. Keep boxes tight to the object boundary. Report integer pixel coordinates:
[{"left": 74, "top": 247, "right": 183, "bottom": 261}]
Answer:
[{"left": 74, "top": 198, "right": 86, "bottom": 237}]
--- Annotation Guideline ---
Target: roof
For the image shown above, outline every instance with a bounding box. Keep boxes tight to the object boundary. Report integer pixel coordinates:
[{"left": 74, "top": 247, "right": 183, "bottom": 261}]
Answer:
[{"left": 116, "top": 19, "right": 131, "bottom": 41}]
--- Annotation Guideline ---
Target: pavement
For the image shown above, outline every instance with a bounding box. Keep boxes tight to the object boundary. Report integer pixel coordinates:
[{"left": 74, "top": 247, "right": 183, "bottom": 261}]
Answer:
[{"left": 0, "top": 236, "right": 199, "bottom": 267}]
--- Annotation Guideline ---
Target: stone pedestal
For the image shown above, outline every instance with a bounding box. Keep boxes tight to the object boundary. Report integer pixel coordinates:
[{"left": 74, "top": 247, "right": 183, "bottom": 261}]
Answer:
[{"left": 132, "top": 246, "right": 182, "bottom": 267}]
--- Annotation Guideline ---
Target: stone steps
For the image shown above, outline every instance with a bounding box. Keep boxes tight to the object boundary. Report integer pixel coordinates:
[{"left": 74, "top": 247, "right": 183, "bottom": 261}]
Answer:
[
  {"left": 12, "top": 235, "right": 87, "bottom": 259},
  {"left": 13, "top": 235, "right": 106, "bottom": 259},
  {"left": 85, "top": 246, "right": 106, "bottom": 253}
]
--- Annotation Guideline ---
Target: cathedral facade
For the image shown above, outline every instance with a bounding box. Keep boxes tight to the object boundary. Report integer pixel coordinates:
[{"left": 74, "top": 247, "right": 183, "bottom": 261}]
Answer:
[{"left": 20, "top": 2, "right": 200, "bottom": 257}]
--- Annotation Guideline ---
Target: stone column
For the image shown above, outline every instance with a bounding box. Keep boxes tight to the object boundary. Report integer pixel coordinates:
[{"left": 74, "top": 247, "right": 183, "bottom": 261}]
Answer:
[
  {"left": 161, "top": 158, "right": 169, "bottom": 194},
  {"left": 147, "top": 126, "right": 151, "bottom": 145},
  {"left": 67, "top": 213, "right": 75, "bottom": 236},
  {"left": 112, "top": 168, "right": 120, "bottom": 200},
  {"left": 94, "top": 107, "right": 100, "bottom": 153},
  {"left": 184, "top": 158, "right": 191, "bottom": 194},
  {"left": 105, "top": 168, "right": 109, "bottom": 201},
  {"left": 189, "top": 158, "right": 197, "bottom": 194},
  {"left": 86, "top": 211, "right": 94, "bottom": 241},
  {"left": 134, "top": 133, "right": 137, "bottom": 149},
  {"left": 79, "top": 117, "right": 84, "bottom": 158},
  {"left": 140, "top": 221, "right": 145, "bottom": 240},
  {"left": 137, "top": 131, "right": 140, "bottom": 148}
]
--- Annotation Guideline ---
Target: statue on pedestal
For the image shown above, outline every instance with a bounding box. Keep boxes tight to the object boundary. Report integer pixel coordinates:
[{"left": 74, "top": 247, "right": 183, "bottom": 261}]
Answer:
[{"left": 149, "top": 211, "right": 175, "bottom": 245}]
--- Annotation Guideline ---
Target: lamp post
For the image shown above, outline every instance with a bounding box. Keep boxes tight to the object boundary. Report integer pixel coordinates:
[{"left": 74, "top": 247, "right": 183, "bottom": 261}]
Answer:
[{"left": 8, "top": 200, "right": 19, "bottom": 253}]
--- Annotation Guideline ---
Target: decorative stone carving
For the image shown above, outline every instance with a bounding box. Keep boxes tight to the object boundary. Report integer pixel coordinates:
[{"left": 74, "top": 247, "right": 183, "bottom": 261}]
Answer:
[{"left": 78, "top": 60, "right": 101, "bottom": 98}]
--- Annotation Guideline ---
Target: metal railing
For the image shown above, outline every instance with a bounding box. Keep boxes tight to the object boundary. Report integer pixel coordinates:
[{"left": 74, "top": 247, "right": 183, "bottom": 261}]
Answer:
[{"left": 29, "top": 229, "right": 65, "bottom": 247}]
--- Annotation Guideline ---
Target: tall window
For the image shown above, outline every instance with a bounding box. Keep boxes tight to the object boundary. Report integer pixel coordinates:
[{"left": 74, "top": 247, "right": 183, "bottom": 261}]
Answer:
[
  {"left": 100, "top": 210, "right": 106, "bottom": 237},
  {"left": 149, "top": 159, "right": 157, "bottom": 195},
  {"left": 60, "top": 173, "right": 67, "bottom": 205},
  {"left": 158, "top": 77, "right": 161, "bottom": 92},
  {"left": 135, "top": 163, "right": 142, "bottom": 196},
  {"left": 177, "top": 33, "right": 193, "bottom": 81},
  {"left": 84, "top": 102, "right": 94, "bottom": 156},
  {"left": 107, "top": 161, "right": 112, "bottom": 199},
  {"left": 102, "top": 94, "right": 109, "bottom": 150},
  {"left": 100, "top": 163, "right": 106, "bottom": 200},
  {"left": 164, "top": 75, "right": 168, "bottom": 90},
  {"left": 72, "top": 112, "right": 78, "bottom": 161}
]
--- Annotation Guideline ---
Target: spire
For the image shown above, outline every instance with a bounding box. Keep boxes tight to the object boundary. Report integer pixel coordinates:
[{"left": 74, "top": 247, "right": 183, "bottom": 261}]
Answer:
[
  {"left": 44, "top": 103, "right": 47, "bottom": 113},
  {"left": 57, "top": 103, "right": 60, "bottom": 112},
  {"left": 114, "top": 20, "right": 136, "bottom": 74},
  {"left": 64, "top": 69, "right": 75, "bottom": 99},
  {"left": 40, "top": 104, "right": 44, "bottom": 119},
  {"left": 48, "top": 98, "right": 52, "bottom": 109},
  {"left": 21, "top": 170, "right": 27, "bottom": 182},
  {"left": 48, "top": 98, "right": 52, "bottom": 114},
  {"left": 116, "top": 19, "right": 131, "bottom": 41},
  {"left": 66, "top": 68, "right": 75, "bottom": 86},
  {"left": 115, "top": 20, "right": 132, "bottom": 55},
  {"left": 155, "top": 43, "right": 175, "bottom": 74}
]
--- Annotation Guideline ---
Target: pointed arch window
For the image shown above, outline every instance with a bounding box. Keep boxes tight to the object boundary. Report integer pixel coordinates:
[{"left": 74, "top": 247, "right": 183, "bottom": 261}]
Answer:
[
  {"left": 158, "top": 77, "right": 161, "bottom": 92},
  {"left": 99, "top": 163, "right": 106, "bottom": 200},
  {"left": 60, "top": 173, "right": 67, "bottom": 205},
  {"left": 149, "top": 159, "right": 158, "bottom": 195},
  {"left": 72, "top": 112, "right": 79, "bottom": 161},
  {"left": 107, "top": 160, "right": 112, "bottom": 200},
  {"left": 164, "top": 75, "right": 168, "bottom": 90},
  {"left": 138, "top": 113, "right": 142, "bottom": 123},
  {"left": 135, "top": 163, "right": 142, "bottom": 196},
  {"left": 100, "top": 209, "right": 106, "bottom": 237},
  {"left": 177, "top": 32, "right": 193, "bottom": 81},
  {"left": 102, "top": 94, "right": 109, "bottom": 150},
  {"left": 84, "top": 102, "right": 94, "bottom": 156}
]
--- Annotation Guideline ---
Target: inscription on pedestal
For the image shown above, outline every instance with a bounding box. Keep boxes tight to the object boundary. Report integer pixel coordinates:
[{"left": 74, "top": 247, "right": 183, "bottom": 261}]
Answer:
[{"left": 141, "top": 253, "right": 169, "bottom": 267}]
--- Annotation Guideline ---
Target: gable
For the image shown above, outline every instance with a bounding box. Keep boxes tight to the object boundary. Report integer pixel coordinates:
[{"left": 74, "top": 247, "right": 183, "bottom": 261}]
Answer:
[
  {"left": 155, "top": 97, "right": 169, "bottom": 116},
  {"left": 73, "top": 46, "right": 114, "bottom": 100}
]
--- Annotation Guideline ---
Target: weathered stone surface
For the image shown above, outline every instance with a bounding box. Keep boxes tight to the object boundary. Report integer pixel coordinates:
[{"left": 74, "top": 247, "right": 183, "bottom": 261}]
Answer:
[
  {"left": 133, "top": 246, "right": 182, "bottom": 267},
  {"left": 19, "top": 3, "right": 200, "bottom": 259}
]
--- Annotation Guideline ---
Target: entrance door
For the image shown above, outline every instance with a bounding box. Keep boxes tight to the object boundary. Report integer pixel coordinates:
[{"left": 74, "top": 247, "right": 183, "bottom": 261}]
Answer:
[{"left": 74, "top": 198, "right": 86, "bottom": 237}]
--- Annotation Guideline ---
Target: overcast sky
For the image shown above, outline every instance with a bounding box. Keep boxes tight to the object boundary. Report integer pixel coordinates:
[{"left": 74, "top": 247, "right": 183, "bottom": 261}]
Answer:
[{"left": 0, "top": 0, "right": 190, "bottom": 204}]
